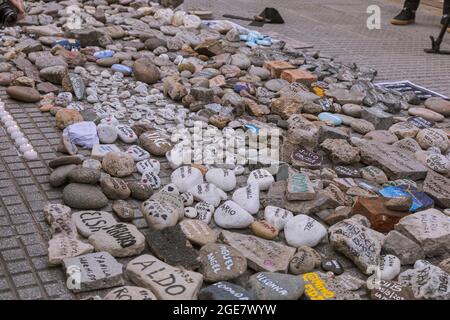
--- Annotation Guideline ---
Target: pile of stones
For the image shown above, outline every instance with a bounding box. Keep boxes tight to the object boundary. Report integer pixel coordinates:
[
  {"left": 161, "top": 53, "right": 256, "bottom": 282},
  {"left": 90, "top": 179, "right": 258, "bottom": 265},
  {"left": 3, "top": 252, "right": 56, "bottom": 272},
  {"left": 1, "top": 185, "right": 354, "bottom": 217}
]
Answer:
[{"left": 1, "top": 0, "right": 449, "bottom": 300}]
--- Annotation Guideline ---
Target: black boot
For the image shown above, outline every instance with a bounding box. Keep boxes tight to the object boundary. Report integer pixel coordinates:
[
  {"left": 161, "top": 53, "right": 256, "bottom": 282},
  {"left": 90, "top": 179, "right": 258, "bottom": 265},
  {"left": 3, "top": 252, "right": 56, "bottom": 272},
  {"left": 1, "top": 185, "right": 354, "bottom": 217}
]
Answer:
[
  {"left": 391, "top": 7, "right": 416, "bottom": 25},
  {"left": 440, "top": 14, "right": 450, "bottom": 32}
]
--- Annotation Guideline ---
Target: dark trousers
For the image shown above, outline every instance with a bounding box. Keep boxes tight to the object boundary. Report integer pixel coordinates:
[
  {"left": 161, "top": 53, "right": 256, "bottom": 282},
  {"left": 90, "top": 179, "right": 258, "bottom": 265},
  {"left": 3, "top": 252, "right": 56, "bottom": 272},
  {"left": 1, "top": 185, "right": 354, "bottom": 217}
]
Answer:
[{"left": 405, "top": 0, "right": 450, "bottom": 15}]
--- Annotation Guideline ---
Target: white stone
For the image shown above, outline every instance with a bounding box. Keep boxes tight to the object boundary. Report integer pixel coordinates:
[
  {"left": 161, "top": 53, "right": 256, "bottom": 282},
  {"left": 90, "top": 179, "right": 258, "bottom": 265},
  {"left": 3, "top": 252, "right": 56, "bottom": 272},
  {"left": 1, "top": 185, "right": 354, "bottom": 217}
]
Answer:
[
  {"left": 88, "top": 223, "right": 146, "bottom": 258},
  {"left": 284, "top": 215, "right": 327, "bottom": 247},
  {"left": 379, "top": 254, "right": 401, "bottom": 281},
  {"left": 195, "top": 202, "right": 215, "bottom": 224},
  {"left": 205, "top": 168, "right": 237, "bottom": 192},
  {"left": 116, "top": 124, "right": 138, "bottom": 143},
  {"left": 188, "top": 183, "right": 227, "bottom": 207},
  {"left": 136, "top": 159, "right": 160, "bottom": 175},
  {"left": 247, "top": 169, "right": 274, "bottom": 191},
  {"left": 91, "top": 144, "right": 121, "bottom": 160},
  {"left": 83, "top": 159, "right": 102, "bottom": 170},
  {"left": 232, "top": 182, "right": 260, "bottom": 215},
  {"left": 141, "top": 171, "right": 161, "bottom": 190},
  {"left": 171, "top": 166, "right": 203, "bottom": 193},
  {"left": 97, "top": 124, "right": 118, "bottom": 144},
  {"left": 214, "top": 200, "right": 254, "bottom": 229},
  {"left": 234, "top": 165, "right": 245, "bottom": 175},
  {"left": 48, "top": 234, "right": 94, "bottom": 266},
  {"left": 141, "top": 199, "right": 179, "bottom": 230},
  {"left": 264, "top": 206, "right": 294, "bottom": 231},
  {"left": 72, "top": 211, "right": 117, "bottom": 237},
  {"left": 166, "top": 146, "right": 185, "bottom": 170},
  {"left": 181, "top": 192, "right": 194, "bottom": 206},
  {"left": 126, "top": 145, "right": 150, "bottom": 162},
  {"left": 184, "top": 207, "right": 198, "bottom": 218}
]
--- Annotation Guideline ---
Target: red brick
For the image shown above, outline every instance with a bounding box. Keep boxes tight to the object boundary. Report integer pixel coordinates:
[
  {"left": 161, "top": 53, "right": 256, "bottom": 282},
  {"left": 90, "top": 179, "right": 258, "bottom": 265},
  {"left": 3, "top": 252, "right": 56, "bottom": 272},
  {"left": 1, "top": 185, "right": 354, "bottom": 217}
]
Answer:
[
  {"left": 263, "top": 60, "right": 296, "bottom": 78},
  {"left": 281, "top": 69, "right": 318, "bottom": 86}
]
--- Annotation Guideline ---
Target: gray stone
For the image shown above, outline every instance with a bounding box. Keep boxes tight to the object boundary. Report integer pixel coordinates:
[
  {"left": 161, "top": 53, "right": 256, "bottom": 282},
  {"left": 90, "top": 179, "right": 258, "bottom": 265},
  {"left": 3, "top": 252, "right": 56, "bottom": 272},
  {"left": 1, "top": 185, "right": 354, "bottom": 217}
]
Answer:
[
  {"left": 49, "top": 164, "right": 77, "bottom": 187},
  {"left": 394, "top": 208, "right": 450, "bottom": 257},
  {"left": 198, "top": 243, "right": 247, "bottom": 282},
  {"left": 354, "top": 139, "right": 428, "bottom": 180},
  {"left": 146, "top": 225, "right": 200, "bottom": 270},
  {"left": 112, "top": 200, "right": 135, "bottom": 222},
  {"left": 247, "top": 272, "right": 305, "bottom": 300},
  {"left": 127, "top": 181, "right": 153, "bottom": 201},
  {"left": 100, "top": 176, "right": 131, "bottom": 200},
  {"left": 199, "top": 282, "right": 255, "bottom": 300},
  {"left": 63, "top": 183, "right": 108, "bottom": 210},
  {"left": 423, "top": 170, "right": 450, "bottom": 208},
  {"left": 68, "top": 167, "right": 101, "bottom": 184},
  {"left": 88, "top": 223, "right": 145, "bottom": 258},
  {"left": 62, "top": 252, "right": 124, "bottom": 293}
]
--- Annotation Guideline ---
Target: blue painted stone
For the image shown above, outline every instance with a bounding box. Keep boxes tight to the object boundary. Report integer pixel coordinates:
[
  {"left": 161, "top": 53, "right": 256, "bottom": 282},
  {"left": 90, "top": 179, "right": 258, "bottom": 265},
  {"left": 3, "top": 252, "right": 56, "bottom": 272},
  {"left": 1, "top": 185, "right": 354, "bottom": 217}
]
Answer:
[
  {"left": 94, "top": 50, "right": 115, "bottom": 59},
  {"left": 111, "top": 64, "right": 132, "bottom": 75},
  {"left": 379, "top": 186, "right": 434, "bottom": 213},
  {"left": 318, "top": 112, "right": 342, "bottom": 126}
]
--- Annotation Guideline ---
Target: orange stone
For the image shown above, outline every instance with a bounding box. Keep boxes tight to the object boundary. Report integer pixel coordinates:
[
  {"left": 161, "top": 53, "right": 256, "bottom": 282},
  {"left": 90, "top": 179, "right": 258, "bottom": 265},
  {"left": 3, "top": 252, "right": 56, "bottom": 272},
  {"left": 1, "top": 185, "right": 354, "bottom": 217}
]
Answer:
[
  {"left": 352, "top": 197, "right": 411, "bottom": 233},
  {"left": 209, "top": 75, "right": 226, "bottom": 87},
  {"left": 39, "top": 104, "right": 54, "bottom": 112},
  {"left": 191, "top": 164, "right": 208, "bottom": 175},
  {"left": 250, "top": 220, "right": 279, "bottom": 240},
  {"left": 263, "top": 60, "right": 296, "bottom": 78},
  {"left": 281, "top": 69, "right": 318, "bottom": 86}
]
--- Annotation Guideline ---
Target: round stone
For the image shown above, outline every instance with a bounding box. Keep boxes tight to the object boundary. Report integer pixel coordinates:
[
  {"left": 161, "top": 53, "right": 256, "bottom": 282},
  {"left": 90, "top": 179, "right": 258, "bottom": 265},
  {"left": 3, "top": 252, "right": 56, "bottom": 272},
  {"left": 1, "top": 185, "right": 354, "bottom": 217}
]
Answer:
[
  {"left": 62, "top": 183, "right": 108, "bottom": 209},
  {"left": 198, "top": 243, "right": 247, "bottom": 282},
  {"left": 112, "top": 200, "right": 135, "bottom": 222},
  {"left": 205, "top": 168, "right": 236, "bottom": 192},
  {"left": 247, "top": 169, "right": 274, "bottom": 191},
  {"left": 389, "top": 121, "right": 420, "bottom": 139},
  {"left": 425, "top": 153, "right": 450, "bottom": 174},
  {"left": 171, "top": 166, "right": 204, "bottom": 193},
  {"left": 97, "top": 124, "right": 118, "bottom": 144},
  {"left": 6, "top": 86, "right": 41, "bottom": 102},
  {"left": 82, "top": 159, "right": 102, "bottom": 170},
  {"left": 264, "top": 206, "right": 294, "bottom": 231},
  {"left": 284, "top": 215, "right": 327, "bottom": 247},
  {"left": 350, "top": 119, "right": 375, "bottom": 134},
  {"left": 184, "top": 207, "right": 198, "bottom": 218},
  {"left": 359, "top": 166, "right": 388, "bottom": 184},
  {"left": 416, "top": 128, "right": 449, "bottom": 153},
  {"left": 289, "top": 246, "right": 321, "bottom": 275},
  {"left": 232, "top": 182, "right": 260, "bottom": 215},
  {"left": 102, "top": 152, "right": 135, "bottom": 177},
  {"left": 321, "top": 258, "right": 344, "bottom": 275},
  {"left": 127, "top": 181, "right": 153, "bottom": 201},
  {"left": 364, "top": 130, "right": 398, "bottom": 144},
  {"left": 342, "top": 104, "right": 362, "bottom": 117},
  {"left": 100, "top": 176, "right": 131, "bottom": 200},
  {"left": 214, "top": 200, "right": 254, "bottom": 229}
]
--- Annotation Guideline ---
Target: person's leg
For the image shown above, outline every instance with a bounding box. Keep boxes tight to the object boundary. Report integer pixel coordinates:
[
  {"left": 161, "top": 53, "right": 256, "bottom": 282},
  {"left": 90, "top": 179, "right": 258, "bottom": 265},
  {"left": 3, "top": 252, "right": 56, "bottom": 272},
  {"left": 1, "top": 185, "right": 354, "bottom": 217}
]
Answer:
[
  {"left": 444, "top": 0, "right": 450, "bottom": 31},
  {"left": 391, "top": 0, "right": 420, "bottom": 25}
]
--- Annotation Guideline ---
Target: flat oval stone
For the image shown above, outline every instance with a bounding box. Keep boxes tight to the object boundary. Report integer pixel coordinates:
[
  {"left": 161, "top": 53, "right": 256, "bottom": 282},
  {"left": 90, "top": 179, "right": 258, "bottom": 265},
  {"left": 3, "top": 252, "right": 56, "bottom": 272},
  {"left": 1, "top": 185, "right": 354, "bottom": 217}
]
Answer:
[
  {"left": 140, "top": 171, "right": 161, "bottom": 190},
  {"left": 68, "top": 167, "right": 101, "bottom": 184},
  {"left": 136, "top": 159, "right": 160, "bottom": 175},
  {"left": 126, "top": 145, "right": 150, "bottom": 162},
  {"left": 7, "top": 86, "right": 41, "bottom": 102},
  {"left": 318, "top": 112, "right": 342, "bottom": 126},
  {"left": 247, "top": 272, "right": 305, "bottom": 300},
  {"left": 100, "top": 176, "right": 131, "bottom": 200},
  {"left": 188, "top": 183, "right": 227, "bottom": 207},
  {"left": 171, "top": 166, "right": 204, "bottom": 193},
  {"left": 408, "top": 107, "right": 444, "bottom": 122},
  {"left": 141, "top": 199, "right": 179, "bottom": 230},
  {"left": 264, "top": 206, "right": 294, "bottom": 231},
  {"left": 112, "top": 200, "right": 135, "bottom": 222},
  {"left": 140, "top": 129, "right": 173, "bottom": 156},
  {"left": 179, "top": 219, "right": 217, "bottom": 246},
  {"left": 198, "top": 243, "right": 247, "bottom": 282},
  {"left": 247, "top": 169, "right": 275, "bottom": 191},
  {"left": 284, "top": 215, "right": 327, "bottom": 247},
  {"left": 72, "top": 210, "right": 117, "bottom": 237},
  {"left": 127, "top": 181, "right": 153, "bottom": 201},
  {"left": 62, "top": 183, "right": 108, "bottom": 210},
  {"left": 116, "top": 124, "right": 138, "bottom": 143},
  {"left": 321, "top": 258, "right": 344, "bottom": 275},
  {"left": 102, "top": 152, "right": 135, "bottom": 177},
  {"left": 250, "top": 220, "right": 279, "bottom": 240},
  {"left": 289, "top": 246, "right": 322, "bottom": 275},
  {"left": 97, "top": 124, "right": 118, "bottom": 144},
  {"left": 199, "top": 282, "right": 255, "bottom": 300},
  {"left": 214, "top": 200, "right": 254, "bottom": 229}
]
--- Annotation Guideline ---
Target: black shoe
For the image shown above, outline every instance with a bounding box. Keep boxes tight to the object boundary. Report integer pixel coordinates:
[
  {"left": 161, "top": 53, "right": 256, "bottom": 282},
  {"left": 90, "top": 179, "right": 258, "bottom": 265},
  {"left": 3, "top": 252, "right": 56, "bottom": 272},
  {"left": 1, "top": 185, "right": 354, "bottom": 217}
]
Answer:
[
  {"left": 440, "top": 15, "right": 450, "bottom": 32},
  {"left": 391, "top": 8, "right": 416, "bottom": 25}
]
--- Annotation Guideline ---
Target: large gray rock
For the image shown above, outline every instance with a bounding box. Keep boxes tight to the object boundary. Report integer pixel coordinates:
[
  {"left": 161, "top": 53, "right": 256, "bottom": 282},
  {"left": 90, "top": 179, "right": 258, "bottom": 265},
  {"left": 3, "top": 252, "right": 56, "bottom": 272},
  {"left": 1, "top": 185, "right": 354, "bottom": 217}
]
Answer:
[
  {"left": 394, "top": 208, "right": 450, "bottom": 257},
  {"left": 62, "top": 183, "right": 108, "bottom": 209},
  {"left": 353, "top": 139, "right": 428, "bottom": 180},
  {"left": 49, "top": 164, "right": 77, "bottom": 187},
  {"left": 329, "top": 218, "right": 384, "bottom": 274},
  {"left": 398, "top": 264, "right": 450, "bottom": 300},
  {"left": 383, "top": 230, "right": 425, "bottom": 265}
]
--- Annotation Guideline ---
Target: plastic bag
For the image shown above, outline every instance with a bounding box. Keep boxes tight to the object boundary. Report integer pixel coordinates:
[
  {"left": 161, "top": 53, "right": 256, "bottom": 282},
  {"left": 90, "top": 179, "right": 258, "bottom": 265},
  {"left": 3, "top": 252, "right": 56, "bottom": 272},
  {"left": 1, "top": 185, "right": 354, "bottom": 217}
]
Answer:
[
  {"left": 183, "top": 14, "right": 201, "bottom": 29},
  {"left": 64, "top": 121, "right": 99, "bottom": 149}
]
